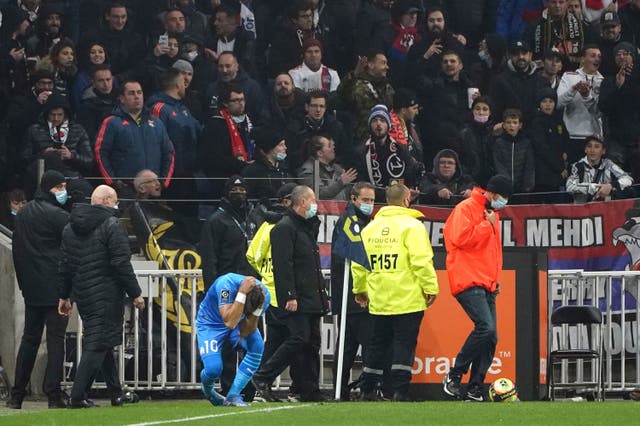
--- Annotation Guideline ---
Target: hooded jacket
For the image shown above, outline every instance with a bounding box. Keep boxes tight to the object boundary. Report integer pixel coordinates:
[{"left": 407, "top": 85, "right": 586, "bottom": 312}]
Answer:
[
  {"left": 95, "top": 105, "right": 175, "bottom": 188},
  {"left": 12, "top": 190, "right": 69, "bottom": 306},
  {"left": 557, "top": 67, "right": 604, "bottom": 139},
  {"left": 23, "top": 94, "right": 94, "bottom": 175},
  {"left": 419, "top": 149, "right": 475, "bottom": 205},
  {"left": 443, "top": 187, "right": 503, "bottom": 296},
  {"left": 59, "top": 203, "right": 141, "bottom": 350},
  {"left": 351, "top": 205, "right": 439, "bottom": 315}
]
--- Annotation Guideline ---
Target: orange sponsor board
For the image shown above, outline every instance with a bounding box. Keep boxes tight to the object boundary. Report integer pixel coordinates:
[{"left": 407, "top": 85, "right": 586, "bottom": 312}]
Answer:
[{"left": 411, "top": 270, "right": 517, "bottom": 383}]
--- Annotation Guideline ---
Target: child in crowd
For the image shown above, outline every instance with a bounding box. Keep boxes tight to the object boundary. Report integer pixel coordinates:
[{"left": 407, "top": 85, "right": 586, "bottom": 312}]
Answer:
[{"left": 492, "top": 108, "right": 535, "bottom": 194}]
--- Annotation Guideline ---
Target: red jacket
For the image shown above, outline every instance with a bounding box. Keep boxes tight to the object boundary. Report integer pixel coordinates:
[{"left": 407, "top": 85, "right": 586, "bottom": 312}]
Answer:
[{"left": 443, "top": 187, "right": 503, "bottom": 296}]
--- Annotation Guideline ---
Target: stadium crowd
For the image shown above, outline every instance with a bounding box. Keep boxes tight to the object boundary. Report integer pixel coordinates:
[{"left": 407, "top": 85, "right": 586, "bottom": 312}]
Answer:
[{"left": 4, "top": 0, "right": 640, "bottom": 407}]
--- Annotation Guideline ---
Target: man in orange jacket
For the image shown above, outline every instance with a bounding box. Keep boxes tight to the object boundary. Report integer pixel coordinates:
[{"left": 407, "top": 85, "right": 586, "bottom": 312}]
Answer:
[{"left": 441, "top": 175, "right": 513, "bottom": 402}]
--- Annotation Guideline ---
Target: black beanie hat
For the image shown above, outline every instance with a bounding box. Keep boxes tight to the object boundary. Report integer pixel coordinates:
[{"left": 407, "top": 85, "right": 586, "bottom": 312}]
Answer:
[
  {"left": 40, "top": 170, "right": 66, "bottom": 191},
  {"left": 224, "top": 175, "right": 248, "bottom": 195},
  {"left": 254, "top": 127, "right": 284, "bottom": 154},
  {"left": 537, "top": 86, "right": 557, "bottom": 105},
  {"left": 486, "top": 175, "right": 513, "bottom": 198}
]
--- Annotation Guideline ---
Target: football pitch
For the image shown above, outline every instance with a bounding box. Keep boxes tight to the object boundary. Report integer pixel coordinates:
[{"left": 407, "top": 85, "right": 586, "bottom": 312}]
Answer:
[{"left": 0, "top": 400, "right": 637, "bottom": 426}]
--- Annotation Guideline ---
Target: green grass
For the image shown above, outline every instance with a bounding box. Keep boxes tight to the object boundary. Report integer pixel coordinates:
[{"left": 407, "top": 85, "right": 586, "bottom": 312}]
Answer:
[{"left": 1, "top": 400, "right": 637, "bottom": 426}]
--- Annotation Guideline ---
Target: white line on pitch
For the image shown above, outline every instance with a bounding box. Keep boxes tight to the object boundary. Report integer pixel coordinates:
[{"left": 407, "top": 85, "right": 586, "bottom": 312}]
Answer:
[{"left": 124, "top": 404, "right": 309, "bottom": 426}]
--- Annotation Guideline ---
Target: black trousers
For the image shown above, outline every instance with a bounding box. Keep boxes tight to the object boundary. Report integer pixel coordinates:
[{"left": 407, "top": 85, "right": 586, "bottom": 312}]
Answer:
[
  {"left": 260, "top": 307, "right": 301, "bottom": 393},
  {"left": 11, "top": 305, "right": 68, "bottom": 400},
  {"left": 70, "top": 347, "right": 121, "bottom": 402},
  {"left": 254, "top": 312, "right": 321, "bottom": 398},
  {"left": 332, "top": 311, "right": 371, "bottom": 399},
  {"left": 362, "top": 311, "right": 424, "bottom": 395}
]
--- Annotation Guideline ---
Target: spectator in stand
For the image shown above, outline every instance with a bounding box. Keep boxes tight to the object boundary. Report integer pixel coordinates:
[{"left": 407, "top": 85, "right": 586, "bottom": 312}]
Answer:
[
  {"left": 557, "top": 44, "right": 604, "bottom": 164},
  {"left": 161, "top": 8, "right": 188, "bottom": 38},
  {"left": 205, "top": 51, "right": 266, "bottom": 124},
  {"left": 288, "top": 39, "right": 340, "bottom": 93},
  {"left": 286, "top": 89, "right": 353, "bottom": 171},
  {"left": 419, "top": 50, "right": 476, "bottom": 164},
  {"left": 598, "top": 10, "right": 630, "bottom": 77},
  {"left": 267, "top": 0, "right": 320, "bottom": 78},
  {"left": 95, "top": 80, "right": 175, "bottom": 196},
  {"left": 599, "top": 40, "right": 640, "bottom": 169},
  {"left": 242, "top": 127, "right": 294, "bottom": 201},
  {"left": 297, "top": 135, "right": 357, "bottom": 200},
  {"left": 620, "top": 0, "right": 640, "bottom": 45},
  {"left": 459, "top": 96, "right": 497, "bottom": 186},
  {"left": 148, "top": 68, "right": 201, "bottom": 216},
  {"left": 204, "top": 1, "right": 256, "bottom": 77},
  {"left": 22, "top": 94, "right": 93, "bottom": 192},
  {"left": 268, "top": 73, "right": 307, "bottom": 135},
  {"left": 0, "top": 189, "right": 27, "bottom": 232},
  {"left": 355, "top": 0, "right": 394, "bottom": 58},
  {"left": 172, "top": 59, "right": 205, "bottom": 122},
  {"left": 419, "top": 149, "right": 475, "bottom": 206},
  {"left": 490, "top": 39, "right": 548, "bottom": 124},
  {"left": 82, "top": 2, "right": 146, "bottom": 81},
  {"left": 580, "top": 0, "right": 620, "bottom": 29},
  {"left": 443, "top": 0, "right": 499, "bottom": 49},
  {"left": 338, "top": 50, "right": 394, "bottom": 144},
  {"left": 496, "top": 0, "right": 546, "bottom": 41},
  {"left": 7, "top": 170, "right": 69, "bottom": 410},
  {"left": 359, "top": 104, "right": 424, "bottom": 193},
  {"left": 172, "top": 0, "right": 209, "bottom": 42},
  {"left": 538, "top": 49, "right": 564, "bottom": 89},
  {"left": 70, "top": 41, "right": 114, "bottom": 109},
  {"left": 143, "top": 33, "right": 182, "bottom": 94},
  {"left": 492, "top": 108, "right": 536, "bottom": 193},
  {"left": 178, "top": 33, "right": 217, "bottom": 97},
  {"left": 41, "top": 38, "right": 77, "bottom": 98},
  {"left": 469, "top": 33, "right": 508, "bottom": 95},
  {"left": 530, "top": 87, "right": 570, "bottom": 192},
  {"left": 0, "top": 5, "right": 31, "bottom": 95},
  {"left": 371, "top": 0, "right": 422, "bottom": 87},
  {"left": 76, "top": 65, "right": 118, "bottom": 144},
  {"left": 4, "top": 69, "right": 56, "bottom": 182},
  {"left": 524, "top": 0, "right": 595, "bottom": 69},
  {"left": 406, "top": 6, "right": 465, "bottom": 83},
  {"left": 199, "top": 84, "right": 254, "bottom": 197},
  {"left": 390, "top": 87, "right": 424, "bottom": 167},
  {"left": 25, "top": 3, "right": 65, "bottom": 60},
  {"left": 566, "top": 135, "right": 634, "bottom": 202}
]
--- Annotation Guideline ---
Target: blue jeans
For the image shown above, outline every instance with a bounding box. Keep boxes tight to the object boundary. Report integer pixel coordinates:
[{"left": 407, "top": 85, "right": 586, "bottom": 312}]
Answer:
[{"left": 450, "top": 287, "right": 497, "bottom": 387}]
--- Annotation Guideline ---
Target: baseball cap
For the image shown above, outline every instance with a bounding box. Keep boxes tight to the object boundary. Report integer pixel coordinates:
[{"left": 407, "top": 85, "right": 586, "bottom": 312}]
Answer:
[
  {"left": 601, "top": 11, "right": 621, "bottom": 28},
  {"left": 508, "top": 40, "right": 531, "bottom": 55}
]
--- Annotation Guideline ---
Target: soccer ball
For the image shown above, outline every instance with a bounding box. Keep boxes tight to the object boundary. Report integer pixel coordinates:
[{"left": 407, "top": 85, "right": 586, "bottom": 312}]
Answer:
[{"left": 488, "top": 378, "right": 519, "bottom": 402}]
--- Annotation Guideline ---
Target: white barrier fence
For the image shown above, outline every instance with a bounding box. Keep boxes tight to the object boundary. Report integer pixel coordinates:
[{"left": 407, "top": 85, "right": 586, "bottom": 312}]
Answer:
[
  {"left": 63, "top": 269, "right": 340, "bottom": 392},
  {"left": 548, "top": 270, "right": 640, "bottom": 394}
]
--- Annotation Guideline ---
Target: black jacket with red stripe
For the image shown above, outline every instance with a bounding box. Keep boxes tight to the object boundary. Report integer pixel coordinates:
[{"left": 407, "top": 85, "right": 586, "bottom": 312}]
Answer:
[{"left": 94, "top": 105, "right": 175, "bottom": 187}]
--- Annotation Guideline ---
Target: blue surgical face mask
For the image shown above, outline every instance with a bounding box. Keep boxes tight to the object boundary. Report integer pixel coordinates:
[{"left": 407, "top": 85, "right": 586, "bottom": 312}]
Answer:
[
  {"left": 11, "top": 210, "right": 18, "bottom": 216},
  {"left": 358, "top": 203, "right": 374, "bottom": 216},
  {"left": 491, "top": 195, "right": 508, "bottom": 210},
  {"left": 478, "top": 49, "right": 490, "bottom": 62},
  {"left": 55, "top": 190, "right": 68, "bottom": 205},
  {"left": 306, "top": 203, "right": 318, "bottom": 219},
  {"left": 275, "top": 152, "right": 287, "bottom": 161}
]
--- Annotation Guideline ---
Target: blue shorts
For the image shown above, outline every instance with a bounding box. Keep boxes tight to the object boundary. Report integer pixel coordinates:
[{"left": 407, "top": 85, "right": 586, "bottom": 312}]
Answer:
[{"left": 196, "top": 322, "right": 241, "bottom": 364}]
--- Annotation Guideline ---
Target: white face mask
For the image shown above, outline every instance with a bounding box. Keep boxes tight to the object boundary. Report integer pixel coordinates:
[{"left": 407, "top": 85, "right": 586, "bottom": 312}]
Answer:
[
  {"left": 231, "top": 114, "right": 246, "bottom": 124},
  {"left": 185, "top": 51, "right": 198, "bottom": 61}
]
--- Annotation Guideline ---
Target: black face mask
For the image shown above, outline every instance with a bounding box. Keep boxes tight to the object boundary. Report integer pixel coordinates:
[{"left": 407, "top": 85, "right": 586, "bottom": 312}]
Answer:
[{"left": 228, "top": 193, "right": 247, "bottom": 210}]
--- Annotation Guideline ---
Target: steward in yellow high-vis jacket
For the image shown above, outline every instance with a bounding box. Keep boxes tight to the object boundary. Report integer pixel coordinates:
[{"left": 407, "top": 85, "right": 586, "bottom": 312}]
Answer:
[{"left": 351, "top": 183, "right": 438, "bottom": 402}]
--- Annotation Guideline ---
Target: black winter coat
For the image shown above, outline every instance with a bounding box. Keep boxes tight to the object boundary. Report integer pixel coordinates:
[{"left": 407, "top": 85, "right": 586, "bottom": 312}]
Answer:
[
  {"left": 241, "top": 151, "right": 294, "bottom": 201},
  {"left": 198, "top": 198, "right": 255, "bottom": 289},
  {"left": 271, "top": 209, "right": 325, "bottom": 314},
  {"left": 492, "top": 132, "right": 536, "bottom": 193},
  {"left": 529, "top": 110, "right": 569, "bottom": 192},
  {"left": 59, "top": 203, "right": 141, "bottom": 350},
  {"left": 489, "top": 61, "right": 548, "bottom": 124},
  {"left": 12, "top": 191, "right": 69, "bottom": 306}
]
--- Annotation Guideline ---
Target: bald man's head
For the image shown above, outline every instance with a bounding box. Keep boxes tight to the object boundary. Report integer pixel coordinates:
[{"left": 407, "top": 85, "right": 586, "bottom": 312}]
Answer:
[{"left": 91, "top": 185, "right": 118, "bottom": 208}]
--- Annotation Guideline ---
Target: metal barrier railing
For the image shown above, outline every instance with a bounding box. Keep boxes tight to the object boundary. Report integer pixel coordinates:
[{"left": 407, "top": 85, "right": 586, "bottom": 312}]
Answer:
[
  {"left": 548, "top": 269, "right": 640, "bottom": 394},
  {"left": 64, "top": 268, "right": 339, "bottom": 392}
]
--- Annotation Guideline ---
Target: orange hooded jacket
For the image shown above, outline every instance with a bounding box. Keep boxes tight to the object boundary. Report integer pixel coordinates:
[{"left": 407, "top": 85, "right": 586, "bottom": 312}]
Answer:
[{"left": 443, "top": 187, "right": 503, "bottom": 296}]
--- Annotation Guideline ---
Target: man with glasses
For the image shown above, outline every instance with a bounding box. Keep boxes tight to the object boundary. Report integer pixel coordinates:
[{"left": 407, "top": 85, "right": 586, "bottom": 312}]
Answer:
[{"left": 419, "top": 149, "right": 474, "bottom": 206}]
